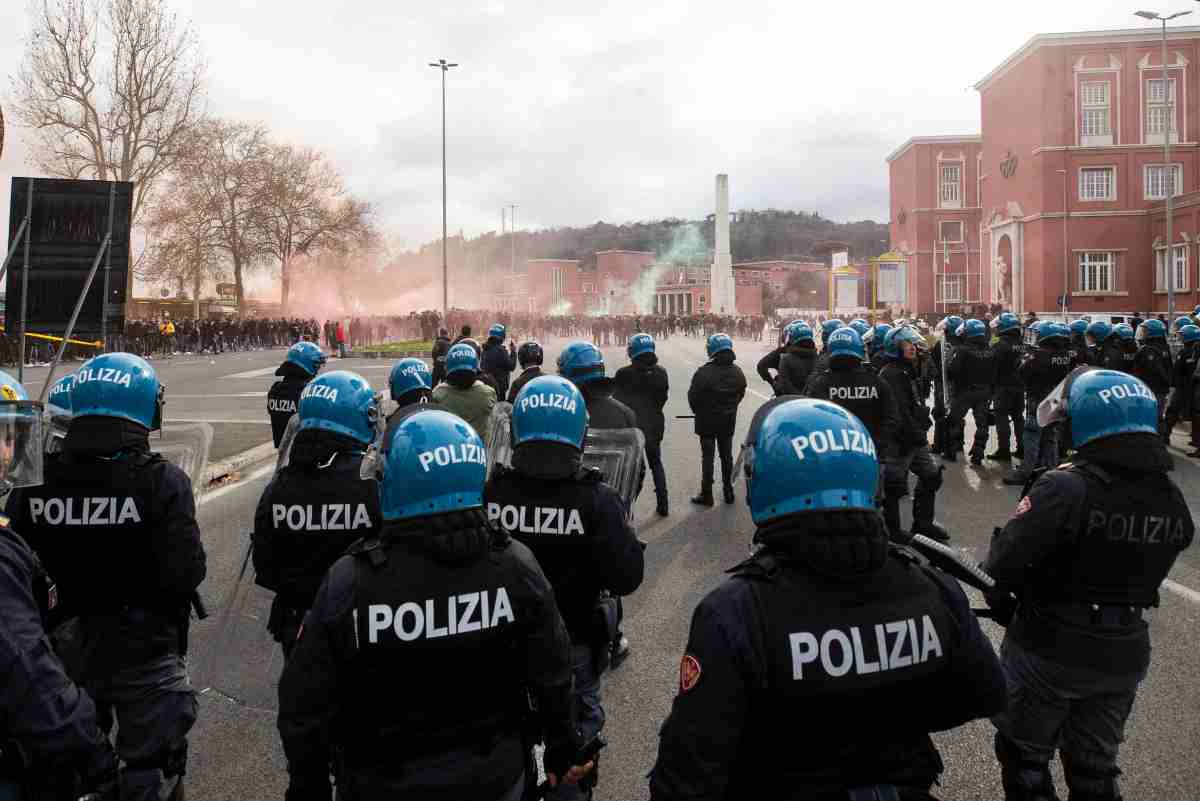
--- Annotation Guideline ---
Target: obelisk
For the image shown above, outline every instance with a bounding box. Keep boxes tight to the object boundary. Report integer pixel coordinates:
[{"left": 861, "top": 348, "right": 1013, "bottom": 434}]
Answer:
[{"left": 710, "top": 174, "right": 736, "bottom": 314}]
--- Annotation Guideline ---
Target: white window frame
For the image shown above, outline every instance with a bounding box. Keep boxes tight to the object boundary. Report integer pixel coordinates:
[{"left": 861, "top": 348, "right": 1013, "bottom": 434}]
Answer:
[
  {"left": 1145, "top": 77, "right": 1178, "bottom": 144},
  {"left": 581, "top": 281, "right": 594, "bottom": 293},
  {"left": 1157, "top": 244, "right": 1190, "bottom": 292},
  {"left": 941, "top": 275, "right": 964, "bottom": 303},
  {"left": 1078, "top": 166, "right": 1116, "bottom": 202},
  {"left": 1144, "top": 163, "right": 1183, "bottom": 200},
  {"left": 1080, "top": 80, "right": 1113, "bottom": 146},
  {"left": 1078, "top": 251, "right": 1115, "bottom": 293},
  {"left": 938, "top": 162, "right": 962, "bottom": 209},
  {"left": 938, "top": 220, "right": 964, "bottom": 243}
]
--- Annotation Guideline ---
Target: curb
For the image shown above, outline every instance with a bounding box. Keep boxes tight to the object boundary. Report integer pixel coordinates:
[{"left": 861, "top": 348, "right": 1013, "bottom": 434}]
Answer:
[
  {"left": 341, "top": 350, "right": 433, "bottom": 359},
  {"left": 203, "top": 440, "right": 277, "bottom": 484}
]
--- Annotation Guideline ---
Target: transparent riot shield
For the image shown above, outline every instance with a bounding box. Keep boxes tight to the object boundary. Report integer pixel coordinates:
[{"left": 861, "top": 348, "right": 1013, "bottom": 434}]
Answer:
[
  {"left": 194, "top": 536, "right": 283, "bottom": 711},
  {"left": 156, "top": 422, "right": 214, "bottom": 495},
  {"left": 486, "top": 402, "right": 514, "bottom": 477},
  {"left": 582, "top": 428, "right": 645, "bottom": 520},
  {"left": 275, "top": 414, "right": 302, "bottom": 471}
]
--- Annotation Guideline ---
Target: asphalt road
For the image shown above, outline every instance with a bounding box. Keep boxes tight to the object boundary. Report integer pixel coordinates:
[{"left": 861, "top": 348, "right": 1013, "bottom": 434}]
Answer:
[{"left": 59, "top": 338, "right": 1199, "bottom": 800}]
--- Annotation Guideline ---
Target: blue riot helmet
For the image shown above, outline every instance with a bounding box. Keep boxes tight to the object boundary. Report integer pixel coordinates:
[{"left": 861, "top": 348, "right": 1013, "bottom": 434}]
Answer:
[
  {"left": 884, "top": 325, "right": 923, "bottom": 359},
  {"left": 741, "top": 398, "right": 878, "bottom": 524},
  {"left": 286, "top": 341, "right": 326, "bottom": 377},
  {"left": 961, "top": 319, "right": 987, "bottom": 341},
  {"left": 866, "top": 323, "right": 893, "bottom": 352},
  {"left": 1194, "top": 304, "right": 1200, "bottom": 318},
  {"left": 517, "top": 341, "right": 544, "bottom": 367},
  {"left": 511, "top": 376, "right": 589, "bottom": 450},
  {"left": 827, "top": 327, "right": 865, "bottom": 361},
  {"left": 627, "top": 333, "right": 655, "bottom": 360},
  {"left": 786, "top": 323, "right": 815, "bottom": 347},
  {"left": 557, "top": 341, "right": 606, "bottom": 385},
  {"left": 1085, "top": 320, "right": 1112, "bottom": 343},
  {"left": 0, "top": 370, "right": 44, "bottom": 491},
  {"left": 379, "top": 409, "right": 486, "bottom": 521},
  {"left": 1069, "top": 319, "right": 1089, "bottom": 337},
  {"left": 706, "top": 333, "right": 734, "bottom": 359},
  {"left": 488, "top": 323, "right": 506, "bottom": 342},
  {"left": 1038, "top": 368, "right": 1158, "bottom": 449},
  {"left": 1173, "top": 316, "right": 1195, "bottom": 332},
  {"left": 388, "top": 358, "right": 433, "bottom": 403},
  {"left": 942, "top": 315, "right": 964, "bottom": 338},
  {"left": 1136, "top": 318, "right": 1167, "bottom": 342},
  {"left": 46, "top": 374, "right": 75, "bottom": 421},
  {"left": 849, "top": 319, "right": 870, "bottom": 337},
  {"left": 72, "top": 352, "right": 162, "bottom": 430},
  {"left": 445, "top": 342, "right": 480, "bottom": 377},
  {"left": 1036, "top": 322, "right": 1068, "bottom": 345},
  {"left": 996, "top": 313, "right": 1020, "bottom": 334},
  {"left": 1113, "top": 323, "right": 1135, "bottom": 342},
  {"left": 820, "top": 319, "right": 841, "bottom": 342},
  {"left": 297, "top": 370, "right": 382, "bottom": 446},
  {"left": 1181, "top": 324, "right": 1200, "bottom": 343}
]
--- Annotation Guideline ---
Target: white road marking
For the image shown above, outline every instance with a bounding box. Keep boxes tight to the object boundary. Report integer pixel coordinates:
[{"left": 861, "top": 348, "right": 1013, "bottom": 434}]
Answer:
[
  {"left": 198, "top": 463, "right": 274, "bottom": 506},
  {"left": 165, "top": 418, "right": 271, "bottom": 425},
  {"left": 1163, "top": 578, "right": 1200, "bottom": 605},
  {"left": 172, "top": 392, "right": 266, "bottom": 398},
  {"left": 222, "top": 367, "right": 278, "bottom": 379},
  {"left": 748, "top": 388, "right": 772, "bottom": 401}
]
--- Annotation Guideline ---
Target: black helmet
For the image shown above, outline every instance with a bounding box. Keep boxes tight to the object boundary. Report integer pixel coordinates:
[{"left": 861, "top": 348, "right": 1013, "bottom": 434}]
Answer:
[{"left": 518, "top": 341, "right": 544, "bottom": 367}]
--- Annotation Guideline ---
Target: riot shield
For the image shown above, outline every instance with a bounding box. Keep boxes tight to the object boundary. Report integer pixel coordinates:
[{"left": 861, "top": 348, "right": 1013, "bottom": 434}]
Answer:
[
  {"left": 486, "top": 402, "right": 514, "bottom": 477},
  {"left": 156, "top": 422, "right": 214, "bottom": 495},
  {"left": 582, "top": 427, "right": 645, "bottom": 520},
  {"left": 275, "top": 414, "right": 302, "bottom": 471},
  {"left": 194, "top": 536, "right": 283, "bottom": 711},
  {"left": 43, "top": 411, "right": 69, "bottom": 456}
]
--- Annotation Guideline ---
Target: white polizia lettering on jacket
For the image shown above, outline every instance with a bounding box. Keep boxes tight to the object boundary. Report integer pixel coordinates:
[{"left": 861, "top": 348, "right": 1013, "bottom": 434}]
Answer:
[
  {"left": 486, "top": 503, "right": 585, "bottom": 535},
  {"left": 366, "top": 588, "right": 515, "bottom": 643},
  {"left": 789, "top": 616, "right": 943, "bottom": 680},
  {"left": 271, "top": 503, "right": 373, "bottom": 531},
  {"left": 28, "top": 497, "right": 142, "bottom": 526}
]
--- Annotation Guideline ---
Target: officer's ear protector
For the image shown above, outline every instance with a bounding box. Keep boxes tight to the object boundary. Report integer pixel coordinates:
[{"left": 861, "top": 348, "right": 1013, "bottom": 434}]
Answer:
[{"left": 151, "top": 384, "right": 165, "bottom": 431}]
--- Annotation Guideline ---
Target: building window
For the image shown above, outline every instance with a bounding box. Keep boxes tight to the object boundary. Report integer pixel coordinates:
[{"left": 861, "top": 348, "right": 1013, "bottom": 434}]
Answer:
[
  {"left": 1145, "top": 77, "right": 1177, "bottom": 142},
  {"left": 1155, "top": 244, "right": 1189, "bottom": 291},
  {"left": 581, "top": 282, "right": 594, "bottom": 293},
  {"left": 939, "top": 163, "right": 962, "bottom": 208},
  {"left": 1079, "top": 167, "right": 1115, "bottom": 201},
  {"left": 939, "top": 220, "right": 964, "bottom": 243},
  {"left": 1079, "top": 252, "right": 1115, "bottom": 293},
  {"left": 941, "top": 275, "right": 963, "bottom": 303},
  {"left": 1081, "top": 81, "right": 1112, "bottom": 145},
  {"left": 1144, "top": 164, "right": 1182, "bottom": 200}
]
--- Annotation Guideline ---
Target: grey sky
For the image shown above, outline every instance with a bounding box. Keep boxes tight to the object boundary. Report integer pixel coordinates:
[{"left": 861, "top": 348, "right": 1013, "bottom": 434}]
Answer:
[{"left": 0, "top": 1, "right": 1191, "bottom": 251}]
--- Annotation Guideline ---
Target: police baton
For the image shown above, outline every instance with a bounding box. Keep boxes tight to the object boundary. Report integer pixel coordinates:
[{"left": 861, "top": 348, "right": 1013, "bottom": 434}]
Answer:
[{"left": 903, "top": 533, "right": 1012, "bottom": 623}]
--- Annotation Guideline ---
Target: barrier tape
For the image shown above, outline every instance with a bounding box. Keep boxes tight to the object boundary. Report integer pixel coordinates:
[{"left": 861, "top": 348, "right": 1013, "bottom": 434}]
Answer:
[{"left": 23, "top": 331, "right": 104, "bottom": 348}]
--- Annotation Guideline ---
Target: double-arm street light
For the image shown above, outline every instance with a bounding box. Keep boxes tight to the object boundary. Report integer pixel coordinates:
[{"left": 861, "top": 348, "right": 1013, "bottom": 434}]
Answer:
[
  {"left": 1135, "top": 9, "right": 1191, "bottom": 322},
  {"left": 429, "top": 58, "right": 458, "bottom": 325}
]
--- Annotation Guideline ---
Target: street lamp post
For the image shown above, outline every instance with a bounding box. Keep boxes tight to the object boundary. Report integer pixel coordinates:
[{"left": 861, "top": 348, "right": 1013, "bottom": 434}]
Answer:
[
  {"left": 429, "top": 58, "right": 458, "bottom": 327},
  {"left": 1136, "top": 10, "right": 1191, "bottom": 321}
]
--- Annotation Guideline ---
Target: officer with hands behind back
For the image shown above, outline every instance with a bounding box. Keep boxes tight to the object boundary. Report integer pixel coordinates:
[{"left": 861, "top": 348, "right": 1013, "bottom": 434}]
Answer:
[
  {"left": 986, "top": 369, "right": 1194, "bottom": 801},
  {"left": 686, "top": 334, "right": 746, "bottom": 507},
  {"left": 7, "top": 354, "right": 205, "bottom": 801},
  {"left": 649, "top": 398, "right": 1006, "bottom": 801},
  {"left": 0, "top": 369, "right": 119, "bottom": 801},
  {"left": 485, "top": 376, "right": 645, "bottom": 800},
  {"left": 277, "top": 409, "right": 595, "bottom": 801},
  {"left": 253, "top": 370, "right": 383, "bottom": 660},
  {"left": 269, "top": 341, "right": 327, "bottom": 448}
]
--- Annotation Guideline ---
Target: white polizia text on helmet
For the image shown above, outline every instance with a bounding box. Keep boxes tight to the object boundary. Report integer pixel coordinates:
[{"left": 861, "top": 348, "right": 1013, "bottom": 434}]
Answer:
[
  {"left": 790, "top": 428, "right": 876, "bottom": 461},
  {"left": 518, "top": 393, "right": 578, "bottom": 415},
  {"left": 417, "top": 443, "right": 486, "bottom": 472},
  {"left": 76, "top": 367, "right": 133, "bottom": 388}
]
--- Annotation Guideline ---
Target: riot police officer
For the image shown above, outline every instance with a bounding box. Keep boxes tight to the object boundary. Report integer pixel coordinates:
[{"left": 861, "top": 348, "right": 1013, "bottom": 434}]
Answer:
[
  {"left": 613, "top": 334, "right": 670, "bottom": 517},
  {"left": 990, "top": 313, "right": 1025, "bottom": 462},
  {"left": 649, "top": 398, "right": 1006, "bottom": 801},
  {"left": 485, "top": 376, "right": 644, "bottom": 801},
  {"left": 865, "top": 322, "right": 893, "bottom": 373},
  {"left": 945, "top": 319, "right": 996, "bottom": 464},
  {"left": 1133, "top": 318, "right": 1173, "bottom": 438},
  {"left": 386, "top": 357, "right": 433, "bottom": 422},
  {"left": 253, "top": 371, "right": 383, "bottom": 659},
  {"left": 431, "top": 328, "right": 452, "bottom": 386},
  {"left": 1003, "top": 323, "right": 1077, "bottom": 486},
  {"left": 507, "top": 341, "right": 545, "bottom": 403},
  {"left": 1068, "top": 319, "right": 1092, "bottom": 365},
  {"left": 803, "top": 327, "right": 898, "bottom": 456},
  {"left": 879, "top": 326, "right": 950, "bottom": 542},
  {"left": 7, "top": 354, "right": 206, "bottom": 801},
  {"left": 929, "top": 315, "right": 963, "bottom": 457},
  {"left": 481, "top": 323, "right": 518, "bottom": 401},
  {"left": 686, "top": 334, "right": 746, "bottom": 507},
  {"left": 814, "top": 318, "right": 843, "bottom": 373},
  {"left": 1166, "top": 324, "right": 1200, "bottom": 456},
  {"left": 1111, "top": 323, "right": 1138, "bottom": 373},
  {"left": 986, "top": 369, "right": 1194, "bottom": 801},
  {"left": 431, "top": 343, "right": 498, "bottom": 439},
  {"left": 1085, "top": 320, "right": 1114, "bottom": 367},
  {"left": 772, "top": 323, "right": 818, "bottom": 396},
  {"left": 269, "top": 341, "right": 326, "bottom": 448},
  {"left": 277, "top": 409, "right": 594, "bottom": 800}
]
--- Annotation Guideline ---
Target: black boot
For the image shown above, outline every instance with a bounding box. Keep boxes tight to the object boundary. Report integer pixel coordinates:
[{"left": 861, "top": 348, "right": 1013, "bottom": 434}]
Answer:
[
  {"left": 691, "top": 489, "right": 714, "bottom": 507},
  {"left": 970, "top": 449, "right": 984, "bottom": 466},
  {"left": 911, "top": 489, "right": 950, "bottom": 542},
  {"left": 995, "top": 732, "right": 1060, "bottom": 801},
  {"left": 987, "top": 449, "right": 1013, "bottom": 461},
  {"left": 656, "top": 499, "right": 670, "bottom": 517},
  {"left": 1002, "top": 472, "right": 1028, "bottom": 486},
  {"left": 723, "top": 484, "right": 735, "bottom": 504}
]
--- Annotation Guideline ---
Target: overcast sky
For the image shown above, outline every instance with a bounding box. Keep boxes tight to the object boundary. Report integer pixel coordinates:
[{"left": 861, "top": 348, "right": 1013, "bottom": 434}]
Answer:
[{"left": 0, "top": 0, "right": 1193, "bottom": 250}]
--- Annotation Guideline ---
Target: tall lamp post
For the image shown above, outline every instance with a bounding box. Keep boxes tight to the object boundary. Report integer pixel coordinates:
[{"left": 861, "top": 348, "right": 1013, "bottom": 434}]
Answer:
[
  {"left": 430, "top": 58, "right": 458, "bottom": 327},
  {"left": 1136, "top": 10, "right": 1191, "bottom": 322}
]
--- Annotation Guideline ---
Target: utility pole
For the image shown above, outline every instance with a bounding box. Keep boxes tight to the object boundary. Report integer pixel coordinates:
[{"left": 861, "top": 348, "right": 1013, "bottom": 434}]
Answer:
[
  {"left": 508, "top": 204, "right": 519, "bottom": 273},
  {"left": 429, "top": 58, "right": 458, "bottom": 325}
]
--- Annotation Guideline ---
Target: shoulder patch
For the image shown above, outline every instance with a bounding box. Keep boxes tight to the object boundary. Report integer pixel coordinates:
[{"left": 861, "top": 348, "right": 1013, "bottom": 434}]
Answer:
[{"left": 679, "top": 654, "right": 702, "bottom": 694}]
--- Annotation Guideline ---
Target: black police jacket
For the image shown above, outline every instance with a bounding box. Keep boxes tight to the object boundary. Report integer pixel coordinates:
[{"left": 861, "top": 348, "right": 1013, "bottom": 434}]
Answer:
[
  {"left": 879, "top": 359, "right": 933, "bottom": 449},
  {"left": 1070, "top": 336, "right": 1093, "bottom": 366},
  {"left": 650, "top": 522, "right": 1005, "bottom": 801},
  {"left": 1133, "top": 340, "right": 1173, "bottom": 394},
  {"left": 269, "top": 366, "right": 313, "bottom": 448},
  {"left": 506, "top": 365, "right": 543, "bottom": 404},
  {"left": 947, "top": 340, "right": 996, "bottom": 392},
  {"left": 431, "top": 335, "right": 452, "bottom": 384},
  {"left": 1018, "top": 344, "right": 1076, "bottom": 404},
  {"left": 991, "top": 335, "right": 1024, "bottom": 388},
  {"left": 986, "top": 456, "right": 1193, "bottom": 676},
  {"left": 484, "top": 466, "right": 643, "bottom": 643},
  {"left": 756, "top": 347, "right": 783, "bottom": 385},
  {"left": 613, "top": 359, "right": 669, "bottom": 443},
  {"left": 0, "top": 525, "right": 114, "bottom": 786},
  {"left": 687, "top": 353, "right": 747, "bottom": 438},
  {"left": 580, "top": 381, "right": 638, "bottom": 430},
  {"left": 481, "top": 341, "right": 516, "bottom": 401},
  {"left": 1098, "top": 340, "right": 1136, "bottom": 373},
  {"left": 7, "top": 450, "right": 206, "bottom": 673},
  {"left": 803, "top": 362, "right": 900, "bottom": 458},
  {"left": 277, "top": 516, "right": 574, "bottom": 801},
  {"left": 773, "top": 348, "right": 818, "bottom": 396},
  {"left": 1173, "top": 343, "right": 1199, "bottom": 414},
  {"left": 252, "top": 452, "right": 381, "bottom": 612}
]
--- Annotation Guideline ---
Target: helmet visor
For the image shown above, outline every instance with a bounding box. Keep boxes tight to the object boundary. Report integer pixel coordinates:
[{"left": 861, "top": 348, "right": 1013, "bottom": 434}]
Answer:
[
  {"left": 0, "top": 402, "right": 44, "bottom": 490},
  {"left": 1037, "top": 365, "right": 1093, "bottom": 429}
]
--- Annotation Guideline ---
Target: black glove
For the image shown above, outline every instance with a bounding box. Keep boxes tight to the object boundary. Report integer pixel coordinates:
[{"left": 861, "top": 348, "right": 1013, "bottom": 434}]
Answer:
[{"left": 983, "top": 587, "right": 1018, "bottom": 627}]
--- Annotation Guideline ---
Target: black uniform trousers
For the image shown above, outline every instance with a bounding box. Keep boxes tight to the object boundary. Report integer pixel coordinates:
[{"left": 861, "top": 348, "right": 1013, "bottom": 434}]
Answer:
[
  {"left": 993, "top": 387, "right": 1024, "bottom": 456},
  {"left": 947, "top": 387, "right": 992, "bottom": 457},
  {"left": 699, "top": 435, "right": 734, "bottom": 493}
]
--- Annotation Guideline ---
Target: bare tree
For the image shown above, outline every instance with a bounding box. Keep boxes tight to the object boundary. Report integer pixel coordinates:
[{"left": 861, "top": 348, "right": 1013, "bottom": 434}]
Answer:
[
  {"left": 10, "top": 0, "right": 205, "bottom": 223},
  {"left": 142, "top": 171, "right": 223, "bottom": 318},
  {"left": 256, "top": 143, "right": 373, "bottom": 310}
]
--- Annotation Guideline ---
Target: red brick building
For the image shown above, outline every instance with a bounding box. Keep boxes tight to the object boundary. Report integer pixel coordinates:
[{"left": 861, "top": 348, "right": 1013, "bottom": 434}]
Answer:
[{"left": 890, "top": 26, "right": 1200, "bottom": 316}]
